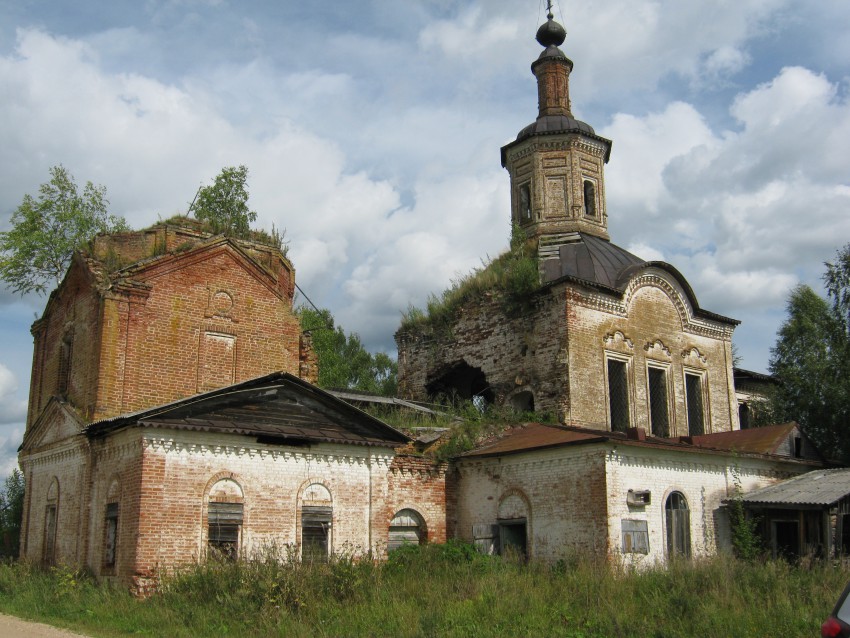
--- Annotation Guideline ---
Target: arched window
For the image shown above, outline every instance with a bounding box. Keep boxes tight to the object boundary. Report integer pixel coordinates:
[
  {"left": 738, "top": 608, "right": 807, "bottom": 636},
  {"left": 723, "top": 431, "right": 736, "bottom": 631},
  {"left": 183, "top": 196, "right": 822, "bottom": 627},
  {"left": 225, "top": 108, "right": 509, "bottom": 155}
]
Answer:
[
  {"left": 389, "top": 509, "right": 426, "bottom": 551},
  {"left": 665, "top": 491, "right": 691, "bottom": 559},
  {"left": 301, "top": 483, "right": 332, "bottom": 563},
  {"left": 44, "top": 478, "right": 59, "bottom": 566},
  {"left": 207, "top": 478, "right": 244, "bottom": 560},
  {"left": 583, "top": 180, "right": 596, "bottom": 218},
  {"left": 57, "top": 330, "right": 73, "bottom": 398},
  {"left": 519, "top": 183, "right": 532, "bottom": 221}
]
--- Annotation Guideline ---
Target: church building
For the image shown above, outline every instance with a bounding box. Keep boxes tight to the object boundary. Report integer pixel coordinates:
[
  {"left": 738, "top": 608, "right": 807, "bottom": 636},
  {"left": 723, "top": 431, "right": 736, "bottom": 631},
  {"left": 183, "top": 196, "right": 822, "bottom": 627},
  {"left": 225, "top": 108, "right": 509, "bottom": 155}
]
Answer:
[{"left": 16, "top": 8, "right": 840, "bottom": 588}]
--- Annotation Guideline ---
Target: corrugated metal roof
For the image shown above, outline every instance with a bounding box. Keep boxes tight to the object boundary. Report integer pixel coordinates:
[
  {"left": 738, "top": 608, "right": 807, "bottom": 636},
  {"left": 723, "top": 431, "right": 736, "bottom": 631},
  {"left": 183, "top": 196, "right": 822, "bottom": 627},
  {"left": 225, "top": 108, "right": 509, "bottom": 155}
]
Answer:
[{"left": 741, "top": 469, "right": 850, "bottom": 507}]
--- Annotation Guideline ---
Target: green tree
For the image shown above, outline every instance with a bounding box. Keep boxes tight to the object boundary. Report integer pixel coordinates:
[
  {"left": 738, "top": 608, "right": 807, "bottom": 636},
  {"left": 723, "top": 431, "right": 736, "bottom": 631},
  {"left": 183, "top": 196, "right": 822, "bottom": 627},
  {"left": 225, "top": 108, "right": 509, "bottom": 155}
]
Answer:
[
  {"left": 0, "top": 165, "right": 127, "bottom": 295},
  {"left": 299, "top": 307, "right": 397, "bottom": 396},
  {"left": 769, "top": 245, "right": 850, "bottom": 461},
  {"left": 190, "top": 165, "right": 257, "bottom": 238},
  {"left": 0, "top": 469, "right": 25, "bottom": 559}
]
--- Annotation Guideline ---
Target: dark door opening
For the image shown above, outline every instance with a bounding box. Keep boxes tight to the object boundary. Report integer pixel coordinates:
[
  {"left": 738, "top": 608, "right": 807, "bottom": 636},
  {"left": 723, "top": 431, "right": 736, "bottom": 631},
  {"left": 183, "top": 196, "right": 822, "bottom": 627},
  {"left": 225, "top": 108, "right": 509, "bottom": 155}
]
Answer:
[
  {"left": 773, "top": 520, "right": 800, "bottom": 560},
  {"left": 499, "top": 519, "right": 527, "bottom": 559}
]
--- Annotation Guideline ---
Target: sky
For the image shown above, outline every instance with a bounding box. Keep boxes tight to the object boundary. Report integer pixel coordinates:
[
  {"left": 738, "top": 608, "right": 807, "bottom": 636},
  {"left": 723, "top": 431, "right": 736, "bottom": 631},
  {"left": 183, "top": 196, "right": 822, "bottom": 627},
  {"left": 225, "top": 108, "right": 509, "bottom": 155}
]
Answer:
[{"left": 0, "top": 0, "right": 849, "bottom": 476}]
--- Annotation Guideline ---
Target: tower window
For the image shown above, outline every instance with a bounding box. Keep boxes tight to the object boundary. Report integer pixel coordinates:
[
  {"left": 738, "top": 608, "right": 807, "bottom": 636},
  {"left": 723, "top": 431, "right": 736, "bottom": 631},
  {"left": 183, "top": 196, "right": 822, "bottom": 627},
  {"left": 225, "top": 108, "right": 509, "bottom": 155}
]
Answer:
[
  {"left": 583, "top": 180, "right": 596, "bottom": 218},
  {"left": 519, "top": 183, "right": 532, "bottom": 221}
]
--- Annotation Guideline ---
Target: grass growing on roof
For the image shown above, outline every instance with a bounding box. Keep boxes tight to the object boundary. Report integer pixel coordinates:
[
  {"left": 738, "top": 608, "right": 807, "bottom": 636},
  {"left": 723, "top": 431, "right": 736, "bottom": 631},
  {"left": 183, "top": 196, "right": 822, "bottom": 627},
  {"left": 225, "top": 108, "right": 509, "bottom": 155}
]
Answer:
[{"left": 400, "top": 224, "right": 540, "bottom": 336}]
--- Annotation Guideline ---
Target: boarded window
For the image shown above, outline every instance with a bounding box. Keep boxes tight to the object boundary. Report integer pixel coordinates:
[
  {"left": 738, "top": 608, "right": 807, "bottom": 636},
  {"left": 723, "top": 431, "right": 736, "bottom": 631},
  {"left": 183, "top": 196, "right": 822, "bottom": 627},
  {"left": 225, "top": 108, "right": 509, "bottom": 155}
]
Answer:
[
  {"left": 208, "top": 502, "right": 243, "bottom": 560},
  {"left": 472, "top": 524, "right": 499, "bottom": 555},
  {"left": 665, "top": 492, "right": 691, "bottom": 559},
  {"left": 43, "top": 504, "right": 57, "bottom": 566},
  {"left": 388, "top": 509, "right": 425, "bottom": 551},
  {"left": 104, "top": 503, "right": 118, "bottom": 567},
  {"left": 621, "top": 519, "right": 650, "bottom": 554},
  {"left": 685, "top": 373, "right": 704, "bottom": 435},
  {"left": 648, "top": 367, "right": 669, "bottom": 437},
  {"left": 302, "top": 505, "right": 331, "bottom": 563},
  {"left": 583, "top": 180, "right": 596, "bottom": 217},
  {"left": 608, "top": 359, "right": 630, "bottom": 432}
]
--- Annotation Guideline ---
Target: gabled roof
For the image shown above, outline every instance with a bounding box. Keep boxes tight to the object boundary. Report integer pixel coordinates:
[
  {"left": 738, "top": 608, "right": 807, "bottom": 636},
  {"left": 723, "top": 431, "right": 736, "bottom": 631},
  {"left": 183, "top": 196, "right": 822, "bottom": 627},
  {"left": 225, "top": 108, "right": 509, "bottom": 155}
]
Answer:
[
  {"left": 85, "top": 372, "right": 410, "bottom": 448},
  {"left": 688, "top": 423, "right": 820, "bottom": 459},
  {"left": 741, "top": 469, "right": 850, "bottom": 508},
  {"left": 461, "top": 422, "right": 824, "bottom": 464}
]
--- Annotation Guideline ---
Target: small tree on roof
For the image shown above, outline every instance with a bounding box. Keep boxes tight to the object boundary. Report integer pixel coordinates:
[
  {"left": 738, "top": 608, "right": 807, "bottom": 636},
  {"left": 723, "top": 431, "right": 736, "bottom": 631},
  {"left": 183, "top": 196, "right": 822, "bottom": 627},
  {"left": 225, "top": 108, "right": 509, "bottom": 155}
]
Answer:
[{"left": 190, "top": 165, "right": 258, "bottom": 239}]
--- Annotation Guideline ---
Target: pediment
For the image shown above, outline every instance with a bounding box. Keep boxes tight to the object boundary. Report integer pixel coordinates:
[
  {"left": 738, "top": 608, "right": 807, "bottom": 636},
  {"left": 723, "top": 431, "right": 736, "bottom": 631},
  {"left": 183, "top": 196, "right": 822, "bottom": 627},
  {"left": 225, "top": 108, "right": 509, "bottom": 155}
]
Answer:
[
  {"left": 21, "top": 397, "right": 86, "bottom": 452},
  {"left": 115, "top": 238, "right": 288, "bottom": 301},
  {"left": 86, "top": 372, "right": 410, "bottom": 448}
]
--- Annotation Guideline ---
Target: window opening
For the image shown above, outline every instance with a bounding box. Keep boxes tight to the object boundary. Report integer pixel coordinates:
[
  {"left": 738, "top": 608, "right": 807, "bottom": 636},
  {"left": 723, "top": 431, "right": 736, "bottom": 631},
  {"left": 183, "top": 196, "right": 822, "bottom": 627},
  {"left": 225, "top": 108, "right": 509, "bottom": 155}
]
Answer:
[
  {"left": 43, "top": 504, "right": 57, "bottom": 566},
  {"left": 208, "top": 502, "right": 243, "bottom": 560},
  {"left": 498, "top": 519, "right": 527, "bottom": 559},
  {"left": 607, "top": 358, "right": 630, "bottom": 432},
  {"left": 57, "top": 333, "right": 73, "bottom": 398},
  {"left": 685, "top": 373, "right": 705, "bottom": 435},
  {"left": 302, "top": 505, "right": 332, "bottom": 563},
  {"left": 104, "top": 503, "right": 118, "bottom": 567},
  {"left": 772, "top": 520, "right": 800, "bottom": 560},
  {"left": 389, "top": 509, "right": 425, "bottom": 551},
  {"left": 519, "top": 183, "right": 532, "bottom": 221},
  {"left": 793, "top": 436, "right": 802, "bottom": 458},
  {"left": 739, "top": 402, "right": 750, "bottom": 429},
  {"left": 647, "top": 367, "right": 669, "bottom": 437},
  {"left": 583, "top": 180, "right": 596, "bottom": 217},
  {"left": 510, "top": 391, "right": 534, "bottom": 413},
  {"left": 665, "top": 492, "right": 691, "bottom": 559}
]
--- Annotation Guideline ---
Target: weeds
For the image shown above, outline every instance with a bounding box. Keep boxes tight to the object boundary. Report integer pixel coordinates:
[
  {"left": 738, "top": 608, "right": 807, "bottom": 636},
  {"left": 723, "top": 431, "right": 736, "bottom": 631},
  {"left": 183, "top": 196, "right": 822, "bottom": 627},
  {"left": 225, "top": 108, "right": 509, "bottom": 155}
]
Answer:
[{"left": 0, "top": 549, "right": 846, "bottom": 637}]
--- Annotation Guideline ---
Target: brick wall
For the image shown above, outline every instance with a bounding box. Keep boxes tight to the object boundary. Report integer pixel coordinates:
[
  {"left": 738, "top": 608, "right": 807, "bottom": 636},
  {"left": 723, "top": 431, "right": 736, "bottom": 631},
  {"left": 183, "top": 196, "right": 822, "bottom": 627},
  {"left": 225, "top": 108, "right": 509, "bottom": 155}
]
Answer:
[{"left": 455, "top": 445, "right": 609, "bottom": 561}]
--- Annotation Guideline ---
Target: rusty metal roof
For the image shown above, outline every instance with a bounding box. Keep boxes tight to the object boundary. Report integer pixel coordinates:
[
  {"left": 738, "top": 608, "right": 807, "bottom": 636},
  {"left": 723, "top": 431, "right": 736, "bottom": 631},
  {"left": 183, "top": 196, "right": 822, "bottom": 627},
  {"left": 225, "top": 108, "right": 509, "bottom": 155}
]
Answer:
[
  {"left": 688, "top": 423, "right": 810, "bottom": 457},
  {"left": 461, "top": 422, "right": 825, "bottom": 464},
  {"left": 85, "top": 372, "right": 410, "bottom": 447},
  {"left": 462, "top": 423, "right": 607, "bottom": 457},
  {"left": 741, "top": 469, "right": 850, "bottom": 507}
]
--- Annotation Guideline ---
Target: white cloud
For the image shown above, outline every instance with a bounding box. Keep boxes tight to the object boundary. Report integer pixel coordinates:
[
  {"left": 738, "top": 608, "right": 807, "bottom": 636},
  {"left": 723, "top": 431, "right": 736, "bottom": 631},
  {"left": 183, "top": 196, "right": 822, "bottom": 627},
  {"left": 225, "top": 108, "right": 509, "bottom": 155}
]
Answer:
[{"left": 0, "top": 363, "right": 26, "bottom": 425}]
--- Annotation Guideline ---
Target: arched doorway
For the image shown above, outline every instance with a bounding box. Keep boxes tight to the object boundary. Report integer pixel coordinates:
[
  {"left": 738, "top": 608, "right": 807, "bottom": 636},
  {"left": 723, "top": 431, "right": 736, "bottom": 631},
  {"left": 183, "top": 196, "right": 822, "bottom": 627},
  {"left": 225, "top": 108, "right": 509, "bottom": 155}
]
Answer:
[
  {"left": 388, "top": 509, "right": 426, "bottom": 551},
  {"left": 665, "top": 491, "right": 691, "bottom": 559}
]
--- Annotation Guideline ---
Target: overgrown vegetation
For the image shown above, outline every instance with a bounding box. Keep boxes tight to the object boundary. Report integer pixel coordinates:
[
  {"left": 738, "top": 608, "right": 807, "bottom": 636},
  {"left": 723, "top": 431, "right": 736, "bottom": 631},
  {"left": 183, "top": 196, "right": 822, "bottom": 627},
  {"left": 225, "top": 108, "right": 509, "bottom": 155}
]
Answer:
[
  {"left": 0, "top": 469, "right": 24, "bottom": 559},
  {"left": 769, "top": 243, "right": 850, "bottom": 462},
  {"left": 727, "top": 468, "right": 762, "bottom": 561},
  {"left": 400, "top": 224, "right": 540, "bottom": 336},
  {"left": 0, "top": 546, "right": 845, "bottom": 637},
  {"left": 298, "top": 306, "right": 397, "bottom": 396}
]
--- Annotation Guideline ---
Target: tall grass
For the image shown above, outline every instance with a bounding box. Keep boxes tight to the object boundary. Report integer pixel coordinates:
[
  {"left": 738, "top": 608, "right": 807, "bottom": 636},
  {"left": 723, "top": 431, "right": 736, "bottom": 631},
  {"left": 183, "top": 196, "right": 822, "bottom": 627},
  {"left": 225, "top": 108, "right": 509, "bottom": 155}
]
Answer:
[{"left": 0, "top": 545, "right": 845, "bottom": 637}]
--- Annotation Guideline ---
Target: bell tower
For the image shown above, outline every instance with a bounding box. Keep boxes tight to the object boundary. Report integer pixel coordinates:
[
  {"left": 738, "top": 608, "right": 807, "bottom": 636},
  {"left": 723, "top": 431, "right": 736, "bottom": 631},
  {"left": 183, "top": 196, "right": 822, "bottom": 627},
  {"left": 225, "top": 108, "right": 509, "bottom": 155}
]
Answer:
[{"left": 501, "top": 5, "right": 612, "bottom": 246}]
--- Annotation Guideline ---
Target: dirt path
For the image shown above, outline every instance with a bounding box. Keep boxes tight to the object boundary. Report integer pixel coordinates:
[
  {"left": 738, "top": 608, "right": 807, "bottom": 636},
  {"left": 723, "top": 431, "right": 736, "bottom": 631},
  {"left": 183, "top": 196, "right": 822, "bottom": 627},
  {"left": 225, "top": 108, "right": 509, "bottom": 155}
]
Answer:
[{"left": 0, "top": 613, "right": 91, "bottom": 637}]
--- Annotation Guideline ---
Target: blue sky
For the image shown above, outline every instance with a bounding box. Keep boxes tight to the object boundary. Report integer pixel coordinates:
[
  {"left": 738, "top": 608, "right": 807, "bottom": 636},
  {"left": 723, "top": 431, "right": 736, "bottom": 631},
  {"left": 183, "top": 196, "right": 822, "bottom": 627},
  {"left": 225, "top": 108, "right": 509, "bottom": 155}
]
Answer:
[{"left": 0, "top": 0, "right": 849, "bottom": 476}]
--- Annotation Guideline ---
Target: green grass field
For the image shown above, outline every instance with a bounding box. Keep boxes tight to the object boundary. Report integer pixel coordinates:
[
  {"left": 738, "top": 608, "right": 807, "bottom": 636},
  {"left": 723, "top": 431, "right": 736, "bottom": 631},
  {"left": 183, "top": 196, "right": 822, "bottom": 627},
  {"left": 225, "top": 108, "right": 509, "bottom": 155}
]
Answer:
[{"left": 0, "top": 542, "right": 845, "bottom": 637}]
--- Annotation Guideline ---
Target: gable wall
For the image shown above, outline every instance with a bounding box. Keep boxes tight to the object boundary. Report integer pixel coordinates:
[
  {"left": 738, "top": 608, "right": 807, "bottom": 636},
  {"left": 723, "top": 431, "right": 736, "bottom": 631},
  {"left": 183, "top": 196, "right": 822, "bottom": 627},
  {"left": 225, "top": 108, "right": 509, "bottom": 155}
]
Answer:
[
  {"left": 565, "top": 276, "right": 739, "bottom": 434},
  {"left": 102, "top": 248, "right": 302, "bottom": 417},
  {"left": 27, "top": 262, "right": 104, "bottom": 428}
]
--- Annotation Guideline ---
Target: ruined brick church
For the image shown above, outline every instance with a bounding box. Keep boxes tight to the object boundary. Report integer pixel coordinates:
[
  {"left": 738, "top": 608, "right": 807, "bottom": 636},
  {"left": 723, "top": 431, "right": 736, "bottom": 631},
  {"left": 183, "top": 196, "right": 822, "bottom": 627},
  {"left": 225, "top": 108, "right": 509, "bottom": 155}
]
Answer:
[{"left": 18, "top": 11, "right": 836, "bottom": 589}]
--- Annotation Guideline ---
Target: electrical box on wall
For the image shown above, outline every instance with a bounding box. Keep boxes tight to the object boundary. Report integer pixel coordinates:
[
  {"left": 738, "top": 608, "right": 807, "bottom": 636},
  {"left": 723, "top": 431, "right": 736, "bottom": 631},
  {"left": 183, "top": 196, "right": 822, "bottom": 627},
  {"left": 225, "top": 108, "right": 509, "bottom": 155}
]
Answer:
[{"left": 627, "top": 489, "right": 651, "bottom": 506}]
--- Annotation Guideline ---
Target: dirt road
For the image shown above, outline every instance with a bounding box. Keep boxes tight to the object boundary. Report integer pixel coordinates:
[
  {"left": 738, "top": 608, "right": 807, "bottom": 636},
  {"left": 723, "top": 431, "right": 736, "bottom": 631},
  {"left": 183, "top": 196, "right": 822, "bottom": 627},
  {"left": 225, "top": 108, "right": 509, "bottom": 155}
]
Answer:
[{"left": 0, "top": 614, "right": 90, "bottom": 637}]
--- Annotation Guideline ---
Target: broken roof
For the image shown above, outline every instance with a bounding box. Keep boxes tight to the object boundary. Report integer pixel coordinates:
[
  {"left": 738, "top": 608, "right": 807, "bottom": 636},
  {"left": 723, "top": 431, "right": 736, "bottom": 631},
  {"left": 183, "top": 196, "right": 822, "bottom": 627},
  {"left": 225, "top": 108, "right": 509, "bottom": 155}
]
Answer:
[
  {"left": 85, "top": 372, "right": 410, "bottom": 448},
  {"left": 740, "top": 468, "right": 850, "bottom": 508}
]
